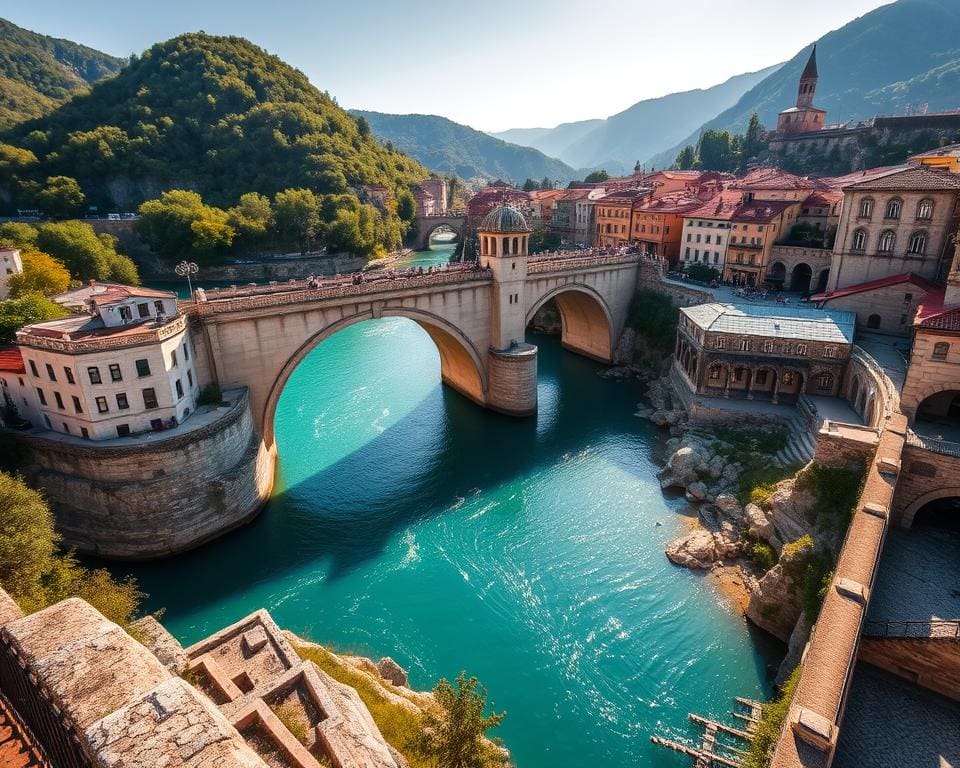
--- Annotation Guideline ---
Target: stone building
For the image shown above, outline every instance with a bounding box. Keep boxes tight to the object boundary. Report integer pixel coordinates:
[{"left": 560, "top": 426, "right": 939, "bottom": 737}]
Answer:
[
  {"left": 14, "top": 283, "right": 202, "bottom": 440},
  {"left": 595, "top": 188, "right": 650, "bottom": 248},
  {"left": 417, "top": 177, "right": 447, "bottom": 214},
  {"left": 551, "top": 188, "right": 605, "bottom": 246},
  {"left": 679, "top": 191, "right": 739, "bottom": 273},
  {"left": 0, "top": 347, "right": 41, "bottom": 428},
  {"left": 724, "top": 199, "right": 801, "bottom": 286},
  {"left": 0, "top": 247, "right": 23, "bottom": 300},
  {"left": 775, "top": 46, "right": 826, "bottom": 136},
  {"left": 674, "top": 302, "right": 855, "bottom": 403},
  {"left": 827, "top": 164, "right": 960, "bottom": 290},
  {"left": 811, "top": 272, "right": 942, "bottom": 336},
  {"left": 631, "top": 193, "right": 703, "bottom": 263}
]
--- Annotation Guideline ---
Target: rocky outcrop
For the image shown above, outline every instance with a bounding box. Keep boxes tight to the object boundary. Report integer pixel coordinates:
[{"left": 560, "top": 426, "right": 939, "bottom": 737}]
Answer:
[
  {"left": 745, "top": 537, "right": 813, "bottom": 642},
  {"left": 666, "top": 528, "right": 719, "bottom": 569},
  {"left": 776, "top": 614, "right": 812, "bottom": 686},
  {"left": 766, "top": 476, "right": 816, "bottom": 546},
  {"left": 377, "top": 657, "right": 409, "bottom": 688}
]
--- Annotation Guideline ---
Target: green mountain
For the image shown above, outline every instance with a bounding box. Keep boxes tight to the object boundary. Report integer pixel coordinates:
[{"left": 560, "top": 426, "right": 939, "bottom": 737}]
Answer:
[
  {"left": 648, "top": 0, "right": 960, "bottom": 168},
  {"left": 491, "top": 67, "right": 780, "bottom": 174},
  {"left": 1, "top": 33, "right": 428, "bottom": 212},
  {"left": 351, "top": 110, "right": 577, "bottom": 184},
  {"left": 0, "top": 17, "right": 124, "bottom": 128}
]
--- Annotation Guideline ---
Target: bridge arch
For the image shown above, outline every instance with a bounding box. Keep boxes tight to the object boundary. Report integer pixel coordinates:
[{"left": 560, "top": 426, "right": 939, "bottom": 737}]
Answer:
[
  {"left": 899, "top": 487, "right": 960, "bottom": 528},
  {"left": 412, "top": 216, "right": 466, "bottom": 250},
  {"left": 260, "top": 308, "right": 487, "bottom": 448},
  {"left": 526, "top": 283, "right": 615, "bottom": 363}
]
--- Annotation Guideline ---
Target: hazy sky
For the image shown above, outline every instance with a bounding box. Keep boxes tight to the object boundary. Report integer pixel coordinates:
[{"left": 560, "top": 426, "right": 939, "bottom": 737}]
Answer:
[{"left": 5, "top": 0, "right": 892, "bottom": 132}]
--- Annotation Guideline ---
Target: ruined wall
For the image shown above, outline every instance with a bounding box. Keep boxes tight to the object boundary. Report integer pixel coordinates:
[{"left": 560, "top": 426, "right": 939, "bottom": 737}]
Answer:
[{"left": 17, "top": 388, "right": 274, "bottom": 560}]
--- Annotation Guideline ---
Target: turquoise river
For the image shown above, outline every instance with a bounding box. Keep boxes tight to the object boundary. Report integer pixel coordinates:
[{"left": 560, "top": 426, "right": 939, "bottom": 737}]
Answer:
[{"left": 125, "top": 243, "right": 780, "bottom": 767}]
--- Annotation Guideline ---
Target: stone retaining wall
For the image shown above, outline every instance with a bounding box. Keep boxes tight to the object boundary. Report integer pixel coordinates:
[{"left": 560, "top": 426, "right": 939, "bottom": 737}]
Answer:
[
  {"left": 892, "top": 443, "right": 960, "bottom": 527},
  {"left": 858, "top": 636, "right": 960, "bottom": 704},
  {"left": 15, "top": 388, "right": 274, "bottom": 560}
]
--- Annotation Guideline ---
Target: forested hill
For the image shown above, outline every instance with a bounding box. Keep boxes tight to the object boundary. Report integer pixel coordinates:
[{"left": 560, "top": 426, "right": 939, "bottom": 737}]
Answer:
[
  {"left": 1, "top": 33, "right": 428, "bottom": 211},
  {"left": 351, "top": 110, "right": 577, "bottom": 184},
  {"left": 648, "top": 0, "right": 960, "bottom": 168},
  {"left": 0, "top": 17, "right": 124, "bottom": 128}
]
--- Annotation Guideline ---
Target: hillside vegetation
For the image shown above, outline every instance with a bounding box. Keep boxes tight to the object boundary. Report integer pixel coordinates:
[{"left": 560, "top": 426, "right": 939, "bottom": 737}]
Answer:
[
  {"left": 352, "top": 110, "right": 576, "bottom": 184},
  {"left": 0, "top": 17, "right": 124, "bottom": 128}
]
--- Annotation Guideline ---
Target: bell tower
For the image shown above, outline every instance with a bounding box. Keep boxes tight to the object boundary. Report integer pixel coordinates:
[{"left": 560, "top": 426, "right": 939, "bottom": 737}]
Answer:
[{"left": 797, "top": 44, "right": 818, "bottom": 108}]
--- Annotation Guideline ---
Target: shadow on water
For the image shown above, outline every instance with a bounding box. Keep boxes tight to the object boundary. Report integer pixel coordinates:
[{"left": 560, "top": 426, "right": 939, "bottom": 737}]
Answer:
[{"left": 116, "top": 332, "right": 662, "bottom": 619}]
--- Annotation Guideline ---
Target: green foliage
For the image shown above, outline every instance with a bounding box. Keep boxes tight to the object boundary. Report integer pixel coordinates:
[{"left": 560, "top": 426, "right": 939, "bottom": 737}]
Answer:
[
  {"left": 697, "top": 129, "right": 742, "bottom": 172},
  {"left": 713, "top": 425, "right": 789, "bottom": 457},
  {"left": 521, "top": 178, "right": 540, "bottom": 192},
  {"left": 743, "top": 112, "right": 765, "bottom": 159},
  {"left": 0, "top": 472, "right": 144, "bottom": 627},
  {"left": 0, "top": 293, "right": 68, "bottom": 344},
  {"left": 137, "top": 190, "right": 235, "bottom": 263},
  {"left": 583, "top": 169, "right": 609, "bottom": 183},
  {"left": 673, "top": 145, "right": 697, "bottom": 170},
  {"left": 528, "top": 224, "right": 561, "bottom": 254},
  {"left": 744, "top": 665, "right": 801, "bottom": 768},
  {"left": 683, "top": 262, "right": 720, "bottom": 283},
  {"left": 6, "top": 249, "right": 71, "bottom": 297},
  {"left": 35, "top": 175, "right": 85, "bottom": 218},
  {"left": 35, "top": 220, "right": 139, "bottom": 283},
  {"left": 801, "top": 550, "right": 834, "bottom": 623},
  {"left": 799, "top": 462, "right": 865, "bottom": 534},
  {"left": 0, "top": 221, "right": 38, "bottom": 248},
  {"left": 418, "top": 672, "right": 506, "bottom": 768},
  {"left": 626, "top": 288, "right": 678, "bottom": 355},
  {"left": 271, "top": 702, "right": 309, "bottom": 745},
  {"left": 0, "top": 142, "right": 37, "bottom": 184},
  {"left": 750, "top": 541, "right": 777, "bottom": 571},
  {"left": 197, "top": 384, "right": 223, "bottom": 406},
  {"left": 273, "top": 188, "right": 320, "bottom": 255}
]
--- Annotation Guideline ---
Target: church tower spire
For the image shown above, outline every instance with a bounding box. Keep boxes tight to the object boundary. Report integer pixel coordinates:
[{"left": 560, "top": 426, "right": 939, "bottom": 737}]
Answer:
[{"left": 797, "top": 45, "right": 818, "bottom": 109}]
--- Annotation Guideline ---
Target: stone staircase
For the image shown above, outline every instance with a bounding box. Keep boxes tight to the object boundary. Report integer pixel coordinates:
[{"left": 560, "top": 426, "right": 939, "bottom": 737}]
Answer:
[
  {"left": 0, "top": 694, "right": 50, "bottom": 768},
  {"left": 773, "top": 413, "right": 816, "bottom": 468}
]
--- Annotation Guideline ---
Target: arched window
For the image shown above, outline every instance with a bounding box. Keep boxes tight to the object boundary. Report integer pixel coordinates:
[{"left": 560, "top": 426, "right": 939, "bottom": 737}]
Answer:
[
  {"left": 858, "top": 198, "right": 873, "bottom": 219},
  {"left": 885, "top": 198, "right": 902, "bottom": 219},
  {"left": 878, "top": 230, "right": 896, "bottom": 253},
  {"left": 503, "top": 237, "right": 510, "bottom": 255},
  {"left": 739, "top": 338, "right": 750, "bottom": 351},
  {"left": 491, "top": 237, "right": 497, "bottom": 256},
  {"left": 908, "top": 232, "right": 926, "bottom": 255},
  {"left": 867, "top": 314, "right": 881, "bottom": 329},
  {"left": 852, "top": 229, "right": 866, "bottom": 250},
  {"left": 933, "top": 342, "right": 950, "bottom": 361},
  {"left": 817, "top": 372, "right": 834, "bottom": 391},
  {"left": 709, "top": 364, "right": 722, "bottom": 381},
  {"left": 917, "top": 199, "right": 934, "bottom": 220},
  {"left": 796, "top": 343, "right": 808, "bottom": 356},
  {"left": 513, "top": 236, "right": 519, "bottom": 253}
]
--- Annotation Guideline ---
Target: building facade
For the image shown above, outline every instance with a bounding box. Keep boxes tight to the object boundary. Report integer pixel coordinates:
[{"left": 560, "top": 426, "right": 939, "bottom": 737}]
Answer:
[
  {"left": 596, "top": 188, "right": 649, "bottom": 248},
  {"left": 0, "top": 248, "right": 23, "bottom": 300},
  {"left": 632, "top": 194, "right": 702, "bottom": 263},
  {"left": 679, "top": 193, "right": 739, "bottom": 273},
  {"left": 724, "top": 200, "right": 801, "bottom": 286}
]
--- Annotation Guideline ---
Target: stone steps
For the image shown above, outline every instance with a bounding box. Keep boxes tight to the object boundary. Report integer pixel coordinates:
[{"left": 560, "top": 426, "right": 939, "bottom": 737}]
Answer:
[{"left": 774, "top": 415, "right": 815, "bottom": 468}]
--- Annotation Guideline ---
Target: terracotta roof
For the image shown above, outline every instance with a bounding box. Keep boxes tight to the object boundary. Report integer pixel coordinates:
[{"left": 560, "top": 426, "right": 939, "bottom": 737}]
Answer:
[
  {"left": 734, "top": 168, "right": 820, "bottom": 191},
  {"left": 810, "top": 272, "right": 942, "bottom": 304},
  {"left": 731, "top": 199, "right": 798, "bottom": 223},
  {"left": 802, "top": 191, "right": 841, "bottom": 207},
  {"left": 909, "top": 142, "right": 960, "bottom": 159},
  {"left": 685, "top": 190, "right": 742, "bottom": 220},
  {"left": 54, "top": 282, "right": 176, "bottom": 309},
  {"left": 634, "top": 192, "right": 703, "bottom": 214},
  {"left": 917, "top": 305, "right": 960, "bottom": 331},
  {"left": 818, "top": 166, "right": 904, "bottom": 189},
  {"left": 598, "top": 188, "right": 650, "bottom": 204},
  {"left": 841, "top": 164, "right": 960, "bottom": 191},
  {"left": 0, "top": 347, "right": 25, "bottom": 374},
  {"left": 558, "top": 188, "right": 599, "bottom": 201}
]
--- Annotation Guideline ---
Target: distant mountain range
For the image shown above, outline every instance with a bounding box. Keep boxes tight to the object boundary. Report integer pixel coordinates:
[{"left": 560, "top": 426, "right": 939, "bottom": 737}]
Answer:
[
  {"left": 0, "top": 17, "right": 124, "bottom": 128},
  {"left": 493, "top": 66, "right": 781, "bottom": 174},
  {"left": 350, "top": 110, "right": 578, "bottom": 184},
  {"left": 647, "top": 0, "right": 960, "bottom": 169}
]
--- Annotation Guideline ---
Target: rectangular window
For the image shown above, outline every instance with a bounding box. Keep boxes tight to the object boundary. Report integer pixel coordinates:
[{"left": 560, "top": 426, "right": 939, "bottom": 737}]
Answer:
[
  {"left": 171, "top": 350, "right": 178, "bottom": 368},
  {"left": 45, "top": 363, "right": 56, "bottom": 382},
  {"left": 36, "top": 388, "right": 46, "bottom": 405},
  {"left": 64, "top": 367, "right": 75, "bottom": 385},
  {"left": 54, "top": 391, "right": 64, "bottom": 410},
  {"left": 137, "top": 302, "right": 150, "bottom": 318},
  {"left": 175, "top": 379, "right": 184, "bottom": 399},
  {"left": 109, "top": 364, "right": 122, "bottom": 382},
  {"left": 142, "top": 388, "right": 158, "bottom": 410},
  {"left": 62, "top": 422, "right": 69, "bottom": 434},
  {"left": 81, "top": 427, "right": 89, "bottom": 439},
  {"left": 756, "top": 371, "right": 768, "bottom": 385},
  {"left": 183, "top": 342, "right": 190, "bottom": 361},
  {"left": 154, "top": 300, "right": 165, "bottom": 315},
  {"left": 116, "top": 392, "right": 129, "bottom": 410},
  {"left": 187, "top": 369, "right": 194, "bottom": 387},
  {"left": 72, "top": 395, "right": 82, "bottom": 413},
  {"left": 116, "top": 424, "right": 130, "bottom": 437},
  {"left": 29, "top": 360, "right": 38, "bottom": 377},
  {"left": 96, "top": 396, "right": 109, "bottom": 413},
  {"left": 88, "top": 366, "right": 102, "bottom": 385},
  {"left": 150, "top": 418, "right": 163, "bottom": 431},
  {"left": 135, "top": 358, "right": 151, "bottom": 377},
  {"left": 119, "top": 306, "right": 132, "bottom": 322}
]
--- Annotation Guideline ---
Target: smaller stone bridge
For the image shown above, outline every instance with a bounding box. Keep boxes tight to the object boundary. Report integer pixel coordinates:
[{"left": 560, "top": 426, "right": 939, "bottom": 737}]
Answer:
[{"left": 411, "top": 214, "right": 466, "bottom": 250}]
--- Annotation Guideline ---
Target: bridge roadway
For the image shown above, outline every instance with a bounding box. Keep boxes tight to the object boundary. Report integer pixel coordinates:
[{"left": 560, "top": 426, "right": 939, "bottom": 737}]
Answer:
[{"left": 186, "top": 250, "right": 648, "bottom": 448}]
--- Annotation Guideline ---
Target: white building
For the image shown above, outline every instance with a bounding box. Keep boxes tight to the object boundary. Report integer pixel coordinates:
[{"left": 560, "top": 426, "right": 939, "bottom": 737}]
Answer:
[
  {"left": 14, "top": 283, "right": 203, "bottom": 440},
  {"left": 0, "top": 248, "right": 23, "bottom": 299},
  {"left": 679, "top": 194, "right": 739, "bottom": 273}
]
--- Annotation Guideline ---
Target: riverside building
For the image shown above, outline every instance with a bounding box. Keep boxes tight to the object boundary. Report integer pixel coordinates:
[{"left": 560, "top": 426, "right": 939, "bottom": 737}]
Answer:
[
  {"left": 0, "top": 247, "right": 23, "bottom": 299},
  {"left": 13, "top": 282, "right": 202, "bottom": 439}
]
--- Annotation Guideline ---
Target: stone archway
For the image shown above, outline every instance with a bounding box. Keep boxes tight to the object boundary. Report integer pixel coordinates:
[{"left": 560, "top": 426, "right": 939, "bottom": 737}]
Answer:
[
  {"left": 790, "top": 263, "right": 813, "bottom": 293},
  {"left": 260, "top": 309, "right": 487, "bottom": 448},
  {"left": 900, "top": 488, "right": 960, "bottom": 528},
  {"left": 768, "top": 262, "right": 787, "bottom": 285},
  {"left": 526, "top": 284, "right": 615, "bottom": 363}
]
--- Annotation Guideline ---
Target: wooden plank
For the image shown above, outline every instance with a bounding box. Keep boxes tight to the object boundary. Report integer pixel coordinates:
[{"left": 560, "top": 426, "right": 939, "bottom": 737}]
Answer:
[
  {"left": 732, "top": 711, "right": 760, "bottom": 724},
  {"left": 689, "top": 714, "right": 753, "bottom": 741},
  {"left": 702, "top": 748, "right": 742, "bottom": 768},
  {"left": 736, "top": 697, "right": 762, "bottom": 708}
]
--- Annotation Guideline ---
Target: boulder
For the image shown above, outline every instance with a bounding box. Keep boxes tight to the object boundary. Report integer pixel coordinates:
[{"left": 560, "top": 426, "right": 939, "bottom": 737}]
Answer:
[
  {"left": 745, "top": 538, "right": 811, "bottom": 641},
  {"left": 776, "top": 614, "right": 812, "bottom": 686},
  {"left": 686, "top": 482, "right": 708, "bottom": 502},
  {"left": 714, "top": 494, "right": 743, "bottom": 522},
  {"left": 665, "top": 528, "right": 718, "bottom": 569},
  {"left": 721, "top": 463, "right": 740, "bottom": 483},
  {"left": 707, "top": 455, "right": 726, "bottom": 479},
  {"left": 377, "top": 657, "right": 409, "bottom": 688},
  {"left": 715, "top": 525, "right": 742, "bottom": 558},
  {"left": 767, "top": 476, "right": 816, "bottom": 544},
  {"left": 745, "top": 503, "right": 775, "bottom": 542}
]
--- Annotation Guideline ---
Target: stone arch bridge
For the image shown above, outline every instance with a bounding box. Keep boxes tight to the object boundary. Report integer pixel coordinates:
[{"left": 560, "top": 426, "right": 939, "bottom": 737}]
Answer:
[
  {"left": 188, "top": 253, "right": 643, "bottom": 451},
  {"left": 411, "top": 214, "right": 467, "bottom": 250}
]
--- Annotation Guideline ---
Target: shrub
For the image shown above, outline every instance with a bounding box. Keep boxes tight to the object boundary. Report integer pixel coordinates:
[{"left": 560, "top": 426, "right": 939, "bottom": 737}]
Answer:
[
  {"left": 684, "top": 262, "right": 720, "bottom": 283},
  {"left": 744, "top": 665, "right": 801, "bottom": 768},
  {"left": 750, "top": 541, "right": 777, "bottom": 571},
  {"left": 626, "top": 288, "right": 678, "bottom": 355},
  {"left": 418, "top": 672, "right": 506, "bottom": 768},
  {"left": 271, "top": 702, "right": 309, "bottom": 745}
]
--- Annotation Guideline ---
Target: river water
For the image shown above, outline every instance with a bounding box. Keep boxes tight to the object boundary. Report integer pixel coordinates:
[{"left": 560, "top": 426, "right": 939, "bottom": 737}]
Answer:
[{"left": 123, "top": 242, "right": 778, "bottom": 767}]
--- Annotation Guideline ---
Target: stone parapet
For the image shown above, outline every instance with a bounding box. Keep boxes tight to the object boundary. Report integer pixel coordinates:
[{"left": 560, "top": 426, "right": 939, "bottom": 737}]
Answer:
[{"left": 17, "top": 314, "right": 187, "bottom": 354}]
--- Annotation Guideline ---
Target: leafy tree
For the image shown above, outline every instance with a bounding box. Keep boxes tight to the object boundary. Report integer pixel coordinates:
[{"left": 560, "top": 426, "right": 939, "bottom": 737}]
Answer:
[
  {"left": 684, "top": 262, "right": 721, "bottom": 283},
  {"left": 0, "top": 472, "right": 144, "bottom": 626},
  {"left": 674, "top": 145, "right": 697, "bottom": 170},
  {"left": 395, "top": 189, "right": 417, "bottom": 222},
  {"left": 355, "top": 114, "right": 371, "bottom": 138},
  {"left": 137, "top": 190, "right": 234, "bottom": 263},
  {"left": 274, "top": 188, "right": 321, "bottom": 255},
  {"left": 522, "top": 178, "right": 540, "bottom": 192},
  {"left": 35, "top": 175, "right": 85, "bottom": 218},
  {"left": 0, "top": 293, "right": 69, "bottom": 344},
  {"left": 583, "top": 170, "right": 609, "bottom": 183},
  {"left": 227, "top": 192, "right": 273, "bottom": 243},
  {"left": 697, "top": 130, "right": 739, "bottom": 172},
  {"left": 6, "top": 250, "right": 71, "bottom": 297},
  {"left": 417, "top": 672, "right": 505, "bottom": 768},
  {"left": 35, "top": 220, "right": 134, "bottom": 281},
  {"left": 0, "top": 142, "right": 37, "bottom": 185},
  {"left": 743, "top": 112, "right": 766, "bottom": 160},
  {"left": 0, "top": 222, "right": 39, "bottom": 248},
  {"left": 529, "top": 225, "right": 561, "bottom": 254}
]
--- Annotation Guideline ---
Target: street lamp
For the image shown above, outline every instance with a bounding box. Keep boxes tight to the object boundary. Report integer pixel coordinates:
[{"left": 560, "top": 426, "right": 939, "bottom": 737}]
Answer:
[{"left": 175, "top": 260, "right": 199, "bottom": 300}]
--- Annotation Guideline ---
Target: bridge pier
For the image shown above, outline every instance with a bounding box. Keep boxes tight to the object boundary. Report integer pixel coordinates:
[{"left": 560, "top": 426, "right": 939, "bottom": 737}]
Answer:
[{"left": 486, "top": 344, "right": 538, "bottom": 417}]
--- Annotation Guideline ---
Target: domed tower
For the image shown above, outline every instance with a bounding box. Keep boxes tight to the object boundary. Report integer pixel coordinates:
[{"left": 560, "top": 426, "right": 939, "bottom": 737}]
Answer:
[{"left": 477, "top": 203, "right": 537, "bottom": 416}]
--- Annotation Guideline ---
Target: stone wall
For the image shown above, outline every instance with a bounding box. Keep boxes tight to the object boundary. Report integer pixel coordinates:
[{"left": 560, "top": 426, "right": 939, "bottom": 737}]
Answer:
[
  {"left": 858, "top": 636, "right": 960, "bottom": 703},
  {"left": 15, "top": 388, "right": 275, "bottom": 559},
  {"left": 892, "top": 443, "right": 960, "bottom": 527},
  {"left": 637, "top": 261, "right": 713, "bottom": 306},
  {"left": 899, "top": 327, "right": 960, "bottom": 421},
  {"left": 819, "top": 282, "right": 933, "bottom": 337}
]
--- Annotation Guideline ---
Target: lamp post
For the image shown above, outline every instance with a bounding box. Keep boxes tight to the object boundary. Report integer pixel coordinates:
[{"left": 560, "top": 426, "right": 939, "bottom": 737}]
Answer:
[{"left": 175, "top": 260, "right": 199, "bottom": 301}]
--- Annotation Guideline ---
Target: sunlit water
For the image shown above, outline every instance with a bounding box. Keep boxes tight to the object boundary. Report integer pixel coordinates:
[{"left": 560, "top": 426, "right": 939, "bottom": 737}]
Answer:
[{"left": 121, "top": 241, "right": 778, "bottom": 767}]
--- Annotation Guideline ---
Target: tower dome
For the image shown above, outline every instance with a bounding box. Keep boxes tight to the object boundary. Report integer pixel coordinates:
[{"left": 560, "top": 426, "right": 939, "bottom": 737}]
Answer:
[{"left": 480, "top": 204, "right": 531, "bottom": 233}]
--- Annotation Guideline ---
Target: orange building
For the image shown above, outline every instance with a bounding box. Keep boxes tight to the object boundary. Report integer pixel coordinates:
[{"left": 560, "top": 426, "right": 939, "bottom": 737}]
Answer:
[
  {"left": 724, "top": 199, "right": 801, "bottom": 285},
  {"left": 595, "top": 188, "right": 650, "bottom": 247},
  {"left": 631, "top": 193, "right": 703, "bottom": 262}
]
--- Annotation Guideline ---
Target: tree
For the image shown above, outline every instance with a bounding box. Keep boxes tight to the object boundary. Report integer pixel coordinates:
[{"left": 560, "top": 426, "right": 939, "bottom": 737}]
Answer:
[
  {"left": 528, "top": 224, "right": 560, "bottom": 254},
  {"left": 743, "top": 112, "right": 765, "bottom": 160},
  {"left": 674, "top": 145, "right": 697, "bottom": 171},
  {"left": 684, "top": 262, "right": 721, "bottom": 283},
  {"left": 522, "top": 178, "right": 540, "bottom": 192},
  {"left": 540, "top": 176, "right": 552, "bottom": 191},
  {"left": 355, "top": 114, "right": 371, "bottom": 138},
  {"left": 137, "top": 190, "right": 234, "bottom": 263},
  {"left": 583, "top": 170, "right": 609, "bottom": 183},
  {"left": 0, "top": 293, "right": 69, "bottom": 344},
  {"left": 35, "top": 175, "right": 85, "bottom": 218},
  {"left": 6, "top": 250, "right": 71, "bottom": 297},
  {"left": 0, "top": 222, "right": 39, "bottom": 248},
  {"left": 35, "top": 220, "right": 136, "bottom": 282},
  {"left": 227, "top": 192, "right": 273, "bottom": 243},
  {"left": 395, "top": 189, "right": 417, "bottom": 222},
  {"left": 0, "top": 143, "right": 37, "bottom": 186},
  {"left": 417, "top": 672, "right": 505, "bottom": 768},
  {"left": 697, "top": 130, "right": 739, "bottom": 172},
  {"left": 274, "top": 188, "right": 321, "bottom": 255}
]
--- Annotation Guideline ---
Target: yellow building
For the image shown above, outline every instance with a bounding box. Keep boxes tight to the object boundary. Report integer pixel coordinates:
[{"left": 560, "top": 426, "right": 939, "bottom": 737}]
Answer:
[
  {"left": 910, "top": 143, "right": 960, "bottom": 173},
  {"left": 724, "top": 199, "right": 801, "bottom": 286}
]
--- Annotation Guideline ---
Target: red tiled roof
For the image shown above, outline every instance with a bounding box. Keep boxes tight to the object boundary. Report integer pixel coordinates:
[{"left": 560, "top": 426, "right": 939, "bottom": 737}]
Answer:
[
  {"left": 817, "top": 165, "right": 905, "bottom": 189},
  {"left": 802, "top": 191, "right": 841, "bottom": 207},
  {"left": 731, "top": 199, "right": 798, "bottom": 223},
  {"left": 733, "top": 167, "right": 820, "bottom": 191},
  {"left": 916, "top": 305, "right": 960, "bottom": 331},
  {"left": 841, "top": 164, "right": 960, "bottom": 191},
  {"left": 810, "top": 272, "right": 942, "bottom": 304},
  {"left": 634, "top": 192, "right": 703, "bottom": 214},
  {"left": 0, "top": 347, "right": 25, "bottom": 374},
  {"left": 598, "top": 188, "right": 650, "bottom": 204},
  {"left": 55, "top": 282, "right": 176, "bottom": 309},
  {"left": 685, "top": 190, "right": 742, "bottom": 220}
]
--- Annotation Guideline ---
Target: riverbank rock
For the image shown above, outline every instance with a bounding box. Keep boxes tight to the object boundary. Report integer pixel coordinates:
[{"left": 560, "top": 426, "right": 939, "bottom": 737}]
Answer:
[
  {"left": 714, "top": 494, "right": 743, "bottom": 522},
  {"left": 767, "top": 475, "right": 816, "bottom": 545},
  {"left": 776, "top": 614, "right": 812, "bottom": 686},
  {"left": 377, "top": 657, "right": 409, "bottom": 688},
  {"left": 686, "top": 481, "right": 708, "bottom": 502},
  {"left": 745, "top": 536, "right": 812, "bottom": 641},
  {"left": 745, "top": 503, "right": 777, "bottom": 545},
  {"left": 666, "top": 528, "right": 718, "bottom": 569}
]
